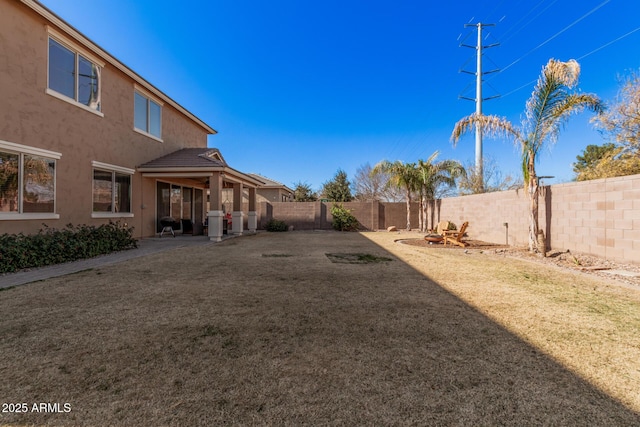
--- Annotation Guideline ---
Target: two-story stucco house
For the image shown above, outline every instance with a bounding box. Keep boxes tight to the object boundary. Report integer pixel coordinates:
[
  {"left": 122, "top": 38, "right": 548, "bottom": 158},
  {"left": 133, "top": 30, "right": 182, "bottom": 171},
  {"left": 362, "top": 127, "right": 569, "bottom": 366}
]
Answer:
[{"left": 1, "top": 0, "right": 260, "bottom": 241}]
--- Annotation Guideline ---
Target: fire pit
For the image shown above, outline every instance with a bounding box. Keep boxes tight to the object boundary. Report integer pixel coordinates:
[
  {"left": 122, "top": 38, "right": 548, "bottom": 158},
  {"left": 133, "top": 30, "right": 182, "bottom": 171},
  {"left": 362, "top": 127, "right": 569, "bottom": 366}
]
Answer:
[{"left": 424, "top": 234, "right": 443, "bottom": 243}]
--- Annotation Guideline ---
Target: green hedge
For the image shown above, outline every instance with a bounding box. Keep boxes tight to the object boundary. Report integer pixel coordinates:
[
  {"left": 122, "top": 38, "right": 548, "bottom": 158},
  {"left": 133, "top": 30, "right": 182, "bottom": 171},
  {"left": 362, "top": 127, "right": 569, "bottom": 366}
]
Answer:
[
  {"left": 0, "top": 221, "right": 137, "bottom": 274},
  {"left": 264, "top": 218, "right": 288, "bottom": 232},
  {"left": 330, "top": 204, "right": 360, "bottom": 231}
]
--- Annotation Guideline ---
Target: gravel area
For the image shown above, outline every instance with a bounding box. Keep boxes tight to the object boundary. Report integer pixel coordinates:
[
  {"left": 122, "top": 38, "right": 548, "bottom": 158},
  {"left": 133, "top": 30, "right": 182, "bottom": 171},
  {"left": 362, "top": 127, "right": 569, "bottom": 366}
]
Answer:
[{"left": 399, "top": 238, "right": 640, "bottom": 289}]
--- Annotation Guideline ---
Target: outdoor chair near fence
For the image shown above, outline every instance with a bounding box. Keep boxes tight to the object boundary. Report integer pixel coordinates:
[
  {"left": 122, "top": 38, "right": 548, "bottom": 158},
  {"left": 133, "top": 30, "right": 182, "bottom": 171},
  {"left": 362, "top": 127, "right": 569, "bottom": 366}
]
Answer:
[{"left": 443, "top": 221, "right": 469, "bottom": 247}]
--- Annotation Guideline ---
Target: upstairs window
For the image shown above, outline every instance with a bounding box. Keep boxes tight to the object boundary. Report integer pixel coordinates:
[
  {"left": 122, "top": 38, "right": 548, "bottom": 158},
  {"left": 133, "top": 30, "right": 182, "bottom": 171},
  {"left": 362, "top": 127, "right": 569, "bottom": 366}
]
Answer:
[
  {"left": 0, "top": 141, "right": 60, "bottom": 219},
  {"left": 134, "top": 90, "right": 162, "bottom": 140},
  {"left": 48, "top": 37, "right": 102, "bottom": 112}
]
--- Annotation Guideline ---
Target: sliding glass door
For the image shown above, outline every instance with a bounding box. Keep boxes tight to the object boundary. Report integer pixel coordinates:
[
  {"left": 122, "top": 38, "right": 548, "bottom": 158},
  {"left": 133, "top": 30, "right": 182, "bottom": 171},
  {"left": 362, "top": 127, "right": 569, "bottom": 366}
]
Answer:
[{"left": 156, "top": 182, "right": 203, "bottom": 234}]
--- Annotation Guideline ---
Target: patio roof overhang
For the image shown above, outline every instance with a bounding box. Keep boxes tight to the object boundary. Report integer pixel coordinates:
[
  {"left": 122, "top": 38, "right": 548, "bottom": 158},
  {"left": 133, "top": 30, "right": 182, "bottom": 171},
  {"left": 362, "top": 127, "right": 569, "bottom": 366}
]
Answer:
[
  {"left": 138, "top": 167, "right": 264, "bottom": 187},
  {"left": 137, "top": 148, "right": 265, "bottom": 187}
]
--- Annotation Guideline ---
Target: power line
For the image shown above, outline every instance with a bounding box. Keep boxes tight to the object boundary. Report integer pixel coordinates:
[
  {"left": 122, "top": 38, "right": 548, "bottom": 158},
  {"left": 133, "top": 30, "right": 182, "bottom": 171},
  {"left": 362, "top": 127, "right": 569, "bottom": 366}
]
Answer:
[
  {"left": 500, "top": 0, "right": 611, "bottom": 73},
  {"left": 501, "top": 25, "right": 640, "bottom": 99},
  {"left": 577, "top": 26, "right": 640, "bottom": 61},
  {"left": 500, "top": 0, "right": 559, "bottom": 44}
]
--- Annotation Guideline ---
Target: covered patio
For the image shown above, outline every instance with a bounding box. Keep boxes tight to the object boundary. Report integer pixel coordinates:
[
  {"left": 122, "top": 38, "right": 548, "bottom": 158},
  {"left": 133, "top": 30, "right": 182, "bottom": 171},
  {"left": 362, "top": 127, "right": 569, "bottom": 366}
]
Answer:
[{"left": 137, "top": 148, "right": 263, "bottom": 241}]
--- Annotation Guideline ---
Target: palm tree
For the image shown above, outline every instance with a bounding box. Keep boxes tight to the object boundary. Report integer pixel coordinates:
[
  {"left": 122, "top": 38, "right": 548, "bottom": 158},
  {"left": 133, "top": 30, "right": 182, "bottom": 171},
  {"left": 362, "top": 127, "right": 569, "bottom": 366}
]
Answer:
[
  {"left": 451, "top": 59, "right": 603, "bottom": 251},
  {"left": 372, "top": 160, "right": 418, "bottom": 230},
  {"left": 417, "top": 151, "right": 466, "bottom": 232}
]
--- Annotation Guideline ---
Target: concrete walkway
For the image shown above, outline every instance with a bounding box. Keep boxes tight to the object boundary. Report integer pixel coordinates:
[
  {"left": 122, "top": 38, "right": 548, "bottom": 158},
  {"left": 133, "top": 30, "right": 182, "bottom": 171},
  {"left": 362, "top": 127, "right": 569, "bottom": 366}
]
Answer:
[{"left": 0, "top": 236, "right": 215, "bottom": 289}]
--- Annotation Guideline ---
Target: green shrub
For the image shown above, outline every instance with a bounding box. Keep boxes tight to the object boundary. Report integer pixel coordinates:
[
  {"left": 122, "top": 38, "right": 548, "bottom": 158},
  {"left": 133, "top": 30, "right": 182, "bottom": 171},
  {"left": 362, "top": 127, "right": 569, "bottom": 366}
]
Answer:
[
  {"left": 265, "top": 218, "right": 288, "bottom": 232},
  {"left": 0, "top": 221, "right": 137, "bottom": 274},
  {"left": 330, "top": 204, "right": 359, "bottom": 231}
]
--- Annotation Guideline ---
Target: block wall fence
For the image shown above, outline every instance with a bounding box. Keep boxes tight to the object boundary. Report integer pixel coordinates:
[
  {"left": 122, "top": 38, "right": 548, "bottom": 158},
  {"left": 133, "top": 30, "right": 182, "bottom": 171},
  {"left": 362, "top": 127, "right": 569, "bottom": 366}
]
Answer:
[{"left": 257, "top": 173, "right": 640, "bottom": 265}]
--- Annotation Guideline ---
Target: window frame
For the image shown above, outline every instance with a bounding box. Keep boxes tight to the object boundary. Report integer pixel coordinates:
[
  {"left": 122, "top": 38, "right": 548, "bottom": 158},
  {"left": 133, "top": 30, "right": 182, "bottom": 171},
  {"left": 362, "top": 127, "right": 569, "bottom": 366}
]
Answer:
[
  {"left": 46, "top": 27, "right": 105, "bottom": 117},
  {"left": 91, "top": 161, "right": 135, "bottom": 218},
  {"left": 0, "top": 140, "right": 61, "bottom": 221},
  {"left": 133, "top": 85, "right": 163, "bottom": 141}
]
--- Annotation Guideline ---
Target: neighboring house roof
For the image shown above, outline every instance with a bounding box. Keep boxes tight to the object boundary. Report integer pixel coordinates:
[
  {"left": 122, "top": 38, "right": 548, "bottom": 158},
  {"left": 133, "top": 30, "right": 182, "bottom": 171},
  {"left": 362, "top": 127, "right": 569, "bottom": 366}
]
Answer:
[
  {"left": 21, "top": 0, "right": 216, "bottom": 135},
  {"left": 138, "top": 148, "right": 264, "bottom": 186},
  {"left": 247, "top": 173, "right": 294, "bottom": 193}
]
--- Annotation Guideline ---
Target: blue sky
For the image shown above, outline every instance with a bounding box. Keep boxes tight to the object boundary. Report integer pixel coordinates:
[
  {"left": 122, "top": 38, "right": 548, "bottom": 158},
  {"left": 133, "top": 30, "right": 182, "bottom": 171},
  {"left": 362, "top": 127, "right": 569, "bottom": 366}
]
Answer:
[{"left": 40, "top": 0, "right": 640, "bottom": 191}]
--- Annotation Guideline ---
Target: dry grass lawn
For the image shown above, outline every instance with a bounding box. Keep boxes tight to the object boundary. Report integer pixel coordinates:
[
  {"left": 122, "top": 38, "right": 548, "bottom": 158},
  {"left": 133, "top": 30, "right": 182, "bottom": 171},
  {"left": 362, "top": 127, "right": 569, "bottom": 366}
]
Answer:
[{"left": 1, "top": 230, "right": 639, "bottom": 426}]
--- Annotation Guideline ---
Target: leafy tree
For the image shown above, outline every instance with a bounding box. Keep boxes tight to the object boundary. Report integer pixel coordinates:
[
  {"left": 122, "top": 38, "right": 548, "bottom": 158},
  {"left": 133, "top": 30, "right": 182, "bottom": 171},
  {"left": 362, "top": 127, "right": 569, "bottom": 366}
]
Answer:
[
  {"left": 573, "top": 143, "right": 617, "bottom": 176},
  {"left": 372, "top": 160, "right": 419, "bottom": 230},
  {"left": 321, "top": 169, "right": 353, "bottom": 202},
  {"left": 585, "top": 71, "right": 640, "bottom": 181},
  {"left": 292, "top": 181, "right": 317, "bottom": 202},
  {"left": 575, "top": 146, "right": 640, "bottom": 181},
  {"left": 416, "top": 152, "right": 466, "bottom": 232},
  {"left": 452, "top": 59, "right": 603, "bottom": 252},
  {"left": 592, "top": 70, "right": 640, "bottom": 152}
]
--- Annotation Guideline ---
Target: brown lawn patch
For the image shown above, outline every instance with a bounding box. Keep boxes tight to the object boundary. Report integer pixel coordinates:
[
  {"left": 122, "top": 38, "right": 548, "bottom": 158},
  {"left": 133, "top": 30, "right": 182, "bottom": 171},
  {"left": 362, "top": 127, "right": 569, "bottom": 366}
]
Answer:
[
  {"left": 0, "top": 231, "right": 639, "bottom": 425},
  {"left": 325, "top": 252, "right": 393, "bottom": 264}
]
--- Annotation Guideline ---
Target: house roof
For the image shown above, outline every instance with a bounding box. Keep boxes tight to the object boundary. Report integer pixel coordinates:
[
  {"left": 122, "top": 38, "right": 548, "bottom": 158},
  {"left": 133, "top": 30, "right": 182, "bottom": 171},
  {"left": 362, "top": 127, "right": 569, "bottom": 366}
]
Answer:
[
  {"left": 22, "top": 0, "right": 216, "bottom": 135},
  {"left": 137, "top": 148, "right": 264, "bottom": 186},
  {"left": 138, "top": 148, "right": 226, "bottom": 169},
  {"left": 247, "top": 173, "right": 294, "bottom": 193}
]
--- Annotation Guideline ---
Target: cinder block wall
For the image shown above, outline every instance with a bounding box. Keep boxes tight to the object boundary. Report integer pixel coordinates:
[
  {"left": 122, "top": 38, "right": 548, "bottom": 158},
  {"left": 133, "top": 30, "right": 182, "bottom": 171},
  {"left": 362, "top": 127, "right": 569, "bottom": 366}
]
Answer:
[
  {"left": 435, "top": 188, "right": 536, "bottom": 248},
  {"left": 258, "top": 173, "right": 640, "bottom": 265},
  {"left": 259, "top": 201, "right": 327, "bottom": 230},
  {"left": 545, "top": 175, "right": 640, "bottom": 264}
]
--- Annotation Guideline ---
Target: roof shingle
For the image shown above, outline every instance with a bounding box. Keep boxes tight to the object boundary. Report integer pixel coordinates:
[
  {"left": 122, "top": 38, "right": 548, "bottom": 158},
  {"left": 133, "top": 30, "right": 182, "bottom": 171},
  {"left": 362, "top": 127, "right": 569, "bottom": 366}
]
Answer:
[{"left": 138, "top": 148, "right": 226, "bottom": 169}]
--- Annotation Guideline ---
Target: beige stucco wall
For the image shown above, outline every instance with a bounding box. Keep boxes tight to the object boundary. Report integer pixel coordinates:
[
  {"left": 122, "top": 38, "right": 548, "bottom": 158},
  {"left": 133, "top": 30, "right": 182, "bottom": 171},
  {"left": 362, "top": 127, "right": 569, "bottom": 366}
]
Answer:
[
  {"left": 0, "top": 1, "right": 210, "bottom": 238},
  {"left": 257, "top": 188, "right": 292, "bottom": 203},
  {"left": 260, "top": 173, "right": 640, "bottom": 265},
  {"left": 435, "top": 175, "right": 640, "bottom": 264}
]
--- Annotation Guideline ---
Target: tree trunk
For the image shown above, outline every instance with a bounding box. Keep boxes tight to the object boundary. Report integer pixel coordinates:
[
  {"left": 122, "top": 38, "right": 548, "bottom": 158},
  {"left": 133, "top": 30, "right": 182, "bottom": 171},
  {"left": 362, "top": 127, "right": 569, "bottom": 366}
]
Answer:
[
  {"left": 428, "top": 199, "right": 436, "bottom": 232},
  {"left": 527, "top": 174, "right": 539, "bottom": 252},
  {"left": 418, "top": 188, "right": 424, "bottom": 232},
  {"left": 421, "top": 197, "right": 427, "bottom": 232},
  {"left": 405, "top": 187, "right": 411, "bottom": 231}
]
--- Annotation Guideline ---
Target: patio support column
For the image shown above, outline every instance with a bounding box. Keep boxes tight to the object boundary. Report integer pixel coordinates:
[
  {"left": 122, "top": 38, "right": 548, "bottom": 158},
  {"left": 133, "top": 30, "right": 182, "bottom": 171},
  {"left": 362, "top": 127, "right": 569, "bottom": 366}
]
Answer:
[
  {"left": 231, "top": 182, "right": 244, "bottom": 235},
  {"left": 248, "top": 187, "right": 257, "bottom": 232},
  {"left": 208, "top": 172, "right": 224, "bottom": 242}
]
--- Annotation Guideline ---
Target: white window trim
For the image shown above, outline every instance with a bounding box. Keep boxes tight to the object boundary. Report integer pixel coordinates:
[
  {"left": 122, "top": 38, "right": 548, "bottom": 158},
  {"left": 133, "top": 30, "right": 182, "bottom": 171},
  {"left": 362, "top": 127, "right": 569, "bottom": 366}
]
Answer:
[
  {"left": 0, "top": 140, "right": 62, "bottom": 159},
  {"left": 0, "top": 140, "right": 60, "bottom": 220},
  {"left": 47, "top": 28, "right": 104, "bottom": 116},
  {"left": 133, "top": 127, "right": 163, "bottom": 143},
  {"left": 47, "top": 26, "right": 105, "bottom": 67},
  {"left": 92, "top": 212, "right": 134, "bottom": 219},
  {"left": 0, "top": 212, "right": 60, "bottom": 220},
  {"left": 45, "top": 88, "right": 105, "bottom": 117},
  {"left": 91, "top": 161, "right": 135, "bottom": 175},
  {"left": 91, "top": 161, "right": 134, "bottom": 218},
  {"left": 134, "top": 84, "right": 164, "bottom": 106}
]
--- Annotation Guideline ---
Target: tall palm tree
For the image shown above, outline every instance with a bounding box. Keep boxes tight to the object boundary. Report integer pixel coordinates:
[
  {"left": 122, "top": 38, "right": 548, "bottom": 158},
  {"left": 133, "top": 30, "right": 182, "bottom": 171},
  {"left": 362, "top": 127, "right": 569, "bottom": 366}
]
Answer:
[
  {"left": 372, "top": 160, "right": 418, "bottom": 230},
  {"left": 417, "top": 151, "right": 466, "bottom": 232},
  {"left": 451, "top": 59, "right": 603, "bottom": 251}
]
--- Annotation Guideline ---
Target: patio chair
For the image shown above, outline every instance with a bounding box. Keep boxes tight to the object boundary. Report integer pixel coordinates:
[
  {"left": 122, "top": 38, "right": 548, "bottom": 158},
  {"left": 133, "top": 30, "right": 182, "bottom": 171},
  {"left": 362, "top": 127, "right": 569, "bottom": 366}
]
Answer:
[
  {"left": 435, "top": 221, "right": 451, "bottom": 235},
  {"left": 443, "top": 221, "right": 469, "bottom": 247}
]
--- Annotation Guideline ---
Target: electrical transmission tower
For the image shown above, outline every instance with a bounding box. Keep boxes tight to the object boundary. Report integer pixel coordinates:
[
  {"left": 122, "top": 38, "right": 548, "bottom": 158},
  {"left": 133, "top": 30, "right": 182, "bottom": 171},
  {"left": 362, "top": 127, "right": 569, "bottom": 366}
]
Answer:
[{"left": 459, "top": 22, "right": 499, "bottom": 191}]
